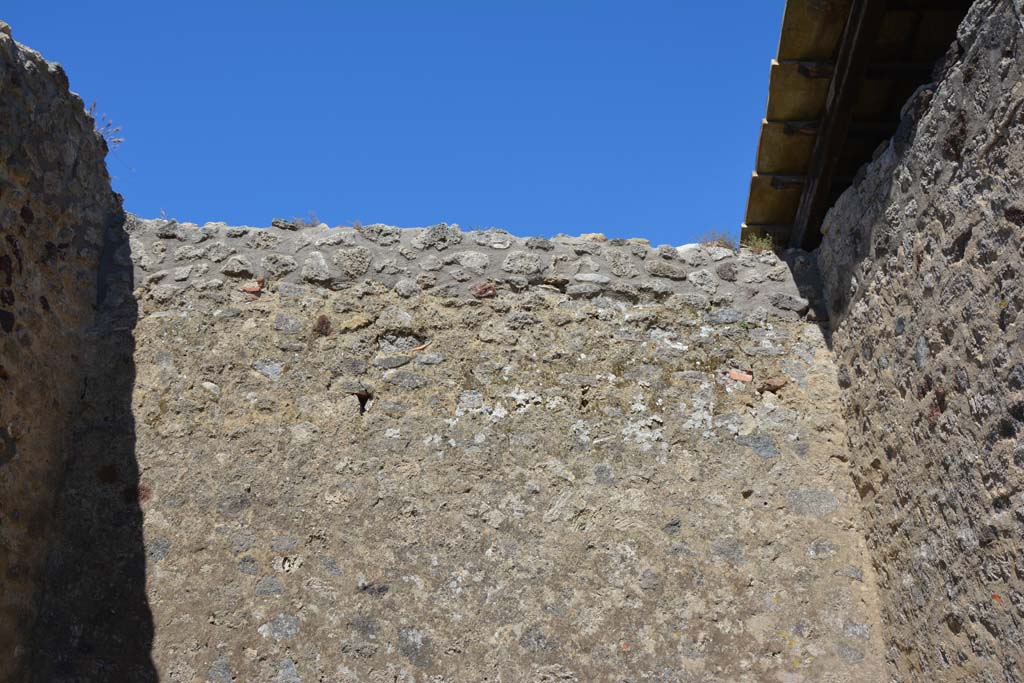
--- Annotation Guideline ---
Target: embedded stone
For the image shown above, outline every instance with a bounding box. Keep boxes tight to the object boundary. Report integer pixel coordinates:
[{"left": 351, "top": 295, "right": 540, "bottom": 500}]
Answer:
[
  {"left": 525, "top": 237, "right": 554, "bottom": 250},
  {"left": 255, "top": 575, "right": 284, "bottom": 596},
  {"left": 271, "top": 218, "right": 300, "bottom": 230},
  {"left": 274, "top": 313, "right": 304, "bottom": 334},
  {"left": 707, "top": 246, "right": 734, "bottom": 261},
  {"left": 174, "top": 245, "right": 206, "bottom": 262},
  {"left": 455, "top": 251, "right": 490, "bottom": 274},
  {"left": 687, "top": 268, "right": 718, "bottom": 294},
  {"left": 301, "top": 251, "right": 333, "bottom": 284},
  {"left": 258, "top": 613, "right": 300, "bottom": 641},
  {"left": 606, "top": 250, "right": 639, "bottom": 278},
  {"left": 419, "top": 255, "right": 443, "bottom": 271},
  {"left": 394, "top": 278, "right": 418, "bottom": 298},
  {"left": 715, "top": 261, "right": 738, "bottom": 282},
  {"left": 358, "top": 223, "right": 401, "bottom": 245},
  {"left": 262, "top": 253, "right": 297, "bottom": 278},
  {"left": 645, "top": 259, "right": 687, "bottom": 280},
  {"left": 220, "top": 255, "right": 253, "bottom": 278},
  {"left": 155, "top": 221, "right": 185, "bottom": 240},
  {"left": 769, "top": 292, "right": 809, "bottom": 314},
  {"left": 383, "top": 370, "right": 427, "bottom": 389},
  {"left": 501, "top": 252, "right": 542, "bottom": 275},
  {"left": 736, "top": 433, "right": 778, "bottom": 458},
  {"left": 333, "top": 247, "right": 372, "bottom": 278},
  {"left": 207, "top": 242, "right": 236, "bottom": 263},
  {"left": 254, "top": 359, "right": 284, "bottom": 380},
  {"left": 412, "top": 223, "right": 462, "bottom": 251}
]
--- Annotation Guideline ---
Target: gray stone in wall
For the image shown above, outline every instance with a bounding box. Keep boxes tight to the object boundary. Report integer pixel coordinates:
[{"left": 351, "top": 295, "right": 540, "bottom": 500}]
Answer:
[
  {"left": 301, "top": 251, "right": 332, "bottom": 285},
  {"left": 262, "top": 253, "right": 297, "bottom": 278},
  {"left": 333, "top": 247, "right": 372, "bottom": 278},
  {"left": 411, "top": 223, "right": 462, "bottom": 251},
  {"left": 645, "top": 258, "right": 687, "bottom": 280},
  {"left": 221, "top": 254, "right": 254, "bottom": 278}
]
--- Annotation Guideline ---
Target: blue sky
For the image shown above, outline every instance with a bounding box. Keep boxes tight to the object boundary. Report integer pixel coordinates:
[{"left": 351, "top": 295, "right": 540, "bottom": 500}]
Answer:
[{"left": 6, "top": 1, "right": 784, "bottom": 244}]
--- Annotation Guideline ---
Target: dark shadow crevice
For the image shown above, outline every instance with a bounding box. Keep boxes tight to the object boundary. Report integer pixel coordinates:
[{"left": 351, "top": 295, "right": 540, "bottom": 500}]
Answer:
[{"left": 27, "top": 216, "right": 158, "bottom": 683}]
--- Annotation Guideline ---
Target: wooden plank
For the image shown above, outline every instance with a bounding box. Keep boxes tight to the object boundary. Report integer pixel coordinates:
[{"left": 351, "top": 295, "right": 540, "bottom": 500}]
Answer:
[
  {"left": 747, "top": 114, "right": 894, "bottom": 223},
  {"left": 778, "top": 0, "right": 854, "bottom": 61},
  {"left": 766, "top": 59, "right": 933, "bottom": 123},
  {"left": 756, "top": 121, "right": 817, "bottom": 175},
  {"left": 790, "top": 0, "right": 888, "bottom": 249},
  {"left": 766, "top": 61, "right": 831, "bottom": 121},
  {"left": 746, "top": 0, "right": 972, "bottom": 252},
  {"left": 745, "top": 173, "right": 804, "bottom": 226},
  {"left": 780, "top": 60, "right": 936, "bottom": 80}
]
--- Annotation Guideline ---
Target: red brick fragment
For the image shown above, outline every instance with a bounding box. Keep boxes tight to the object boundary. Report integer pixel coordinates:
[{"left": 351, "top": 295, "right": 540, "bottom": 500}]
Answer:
[
  {"left": 241, "top": 276, "right": 265, "bottom": 294},
  {"left": 470, "top": 281, "right": 497, "bottom": 298}
]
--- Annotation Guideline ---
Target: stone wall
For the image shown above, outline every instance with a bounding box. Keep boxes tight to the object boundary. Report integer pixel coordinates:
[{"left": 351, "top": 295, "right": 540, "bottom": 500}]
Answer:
[
  {"left": 8, "top": 2, "right": 1024, "bottom": 678},
  {"left": 70, "top": 217, "right": 887, "bottom": 682},
  {"left": 0, "top": 22, "right": 131, "bottom": 680},
  {"left": 819, "top": 1, "right": 1024, "bottom": 680}
]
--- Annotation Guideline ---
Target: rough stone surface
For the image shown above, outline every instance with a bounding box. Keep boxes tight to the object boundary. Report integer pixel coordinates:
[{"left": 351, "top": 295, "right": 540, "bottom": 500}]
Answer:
[
  {"left": 819, "top": 3, "right": 1024, "bottom": 680},
  {"left": 124, "top": 217, "right": 820, "bottom": 314},
  {"left": 79, "top": 215, "right": 883, "bottom": 682},
  {"left": 7, "top": 5, "right": 1024, "bottom": 681},
  {"left": 0, "top": 25, "right": 146, "bottom": 681}
]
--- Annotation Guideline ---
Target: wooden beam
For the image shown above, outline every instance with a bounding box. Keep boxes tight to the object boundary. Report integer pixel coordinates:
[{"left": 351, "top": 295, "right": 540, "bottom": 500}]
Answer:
[
  {"left": 766, "top": 61, "right": 832, "bottom": 120},
  {"left": 787, "top": 60, "right": 936, "bottom": 82},
  {"left": 886, "top": 0, "right": 972, "bottom": 10},
  {"left": 789, "top": 0, "right": 888, "bottom": 249},
  {"left": 770, "top": 175, "right": 807, "bottom": 190},
  {"left": 777, "top": 0, "right": 853, "bottom": 61},
  {"left": 745, "top": 173, "right": 804, "bottom": 225},
  {"left": 765, "top": 173, "right": 857, "bottom": 190},
  {"left": 778, "top": 120, "right": 899, "bottom": 136},
  {"left": 795, "top": 61, "right": 836, "bottom": 79}
]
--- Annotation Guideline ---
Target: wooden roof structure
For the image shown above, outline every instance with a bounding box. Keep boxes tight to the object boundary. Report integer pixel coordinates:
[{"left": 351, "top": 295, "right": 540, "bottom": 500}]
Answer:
[{"left": 742, "top": 0, "right": 973, "bottom": 249}]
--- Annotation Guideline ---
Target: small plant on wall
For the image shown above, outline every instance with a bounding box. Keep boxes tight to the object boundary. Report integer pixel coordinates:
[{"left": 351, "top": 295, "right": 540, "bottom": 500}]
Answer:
[
  {"left": 86, "top": 101, "right": 124, "bottom": 150},
  {"left": 291, "top": 211, "right": 322, "bottom": 227},
  {"left": 741, "top": 233, "right": 774, "bottom": 254},
  {"left": 697, "top": 230, "right": 738, "bottom": 250}
]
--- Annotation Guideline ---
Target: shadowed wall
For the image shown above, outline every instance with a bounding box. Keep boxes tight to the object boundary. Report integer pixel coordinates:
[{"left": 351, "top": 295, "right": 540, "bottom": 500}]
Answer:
[{"left": 0, "top": 21, "right": 155, "bottom": 681}]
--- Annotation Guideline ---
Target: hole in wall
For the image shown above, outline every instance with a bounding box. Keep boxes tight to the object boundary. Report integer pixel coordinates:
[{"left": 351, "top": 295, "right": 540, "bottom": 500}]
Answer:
[{"left": 354, "top": 391, "right": 372, "bottom": 415}]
